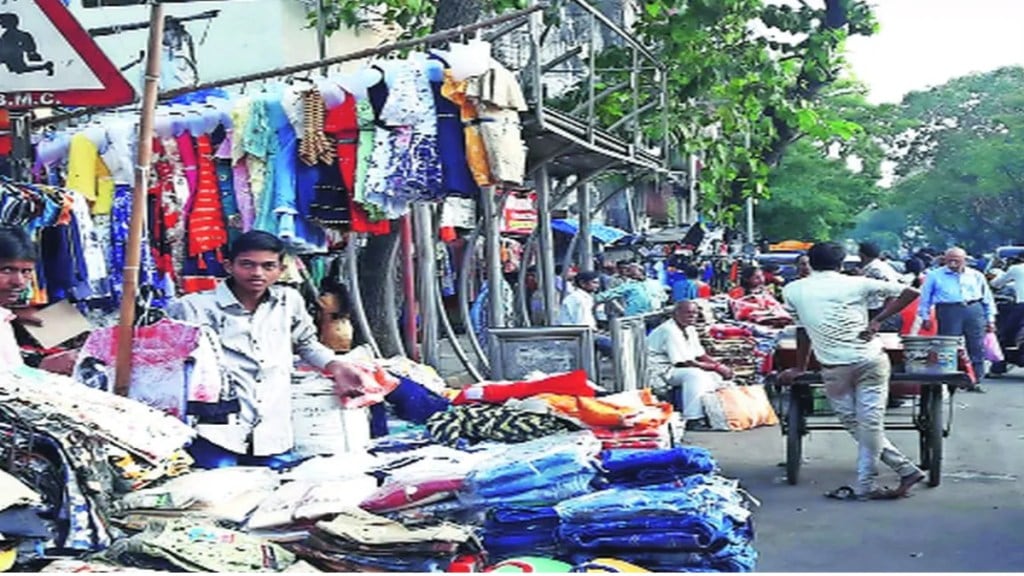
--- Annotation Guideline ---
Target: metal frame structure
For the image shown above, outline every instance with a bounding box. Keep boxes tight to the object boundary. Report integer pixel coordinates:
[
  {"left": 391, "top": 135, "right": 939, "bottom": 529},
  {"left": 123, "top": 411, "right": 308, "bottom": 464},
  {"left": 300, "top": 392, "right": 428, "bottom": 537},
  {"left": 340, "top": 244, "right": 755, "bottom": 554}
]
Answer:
[{"left": 29, "top": 0, "right": 672, "bottom": 384}]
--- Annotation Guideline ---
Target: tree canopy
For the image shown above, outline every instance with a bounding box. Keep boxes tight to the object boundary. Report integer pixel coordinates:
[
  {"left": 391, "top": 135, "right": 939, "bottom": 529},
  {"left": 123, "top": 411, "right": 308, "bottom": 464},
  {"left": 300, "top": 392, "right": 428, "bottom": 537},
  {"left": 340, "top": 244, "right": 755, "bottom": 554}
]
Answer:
[{"left": 847, "top": 67, "right": 1024, "bottom": 255}]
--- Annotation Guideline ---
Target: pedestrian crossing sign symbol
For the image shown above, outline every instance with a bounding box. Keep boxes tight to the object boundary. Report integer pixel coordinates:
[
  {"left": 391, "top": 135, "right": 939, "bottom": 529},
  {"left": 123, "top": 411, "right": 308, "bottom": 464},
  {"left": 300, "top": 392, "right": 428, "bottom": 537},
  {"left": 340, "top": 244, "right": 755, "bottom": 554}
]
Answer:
[{"left": 0, "top": 0, "right": 135, "bottom": 108}]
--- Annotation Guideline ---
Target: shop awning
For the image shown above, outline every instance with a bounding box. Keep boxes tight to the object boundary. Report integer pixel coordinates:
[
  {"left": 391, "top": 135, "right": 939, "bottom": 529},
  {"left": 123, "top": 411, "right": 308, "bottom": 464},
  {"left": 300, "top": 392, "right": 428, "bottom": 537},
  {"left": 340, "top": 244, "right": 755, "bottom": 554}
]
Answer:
[{"left": 552, "top": 219, "right": 632, "bottom": 244}]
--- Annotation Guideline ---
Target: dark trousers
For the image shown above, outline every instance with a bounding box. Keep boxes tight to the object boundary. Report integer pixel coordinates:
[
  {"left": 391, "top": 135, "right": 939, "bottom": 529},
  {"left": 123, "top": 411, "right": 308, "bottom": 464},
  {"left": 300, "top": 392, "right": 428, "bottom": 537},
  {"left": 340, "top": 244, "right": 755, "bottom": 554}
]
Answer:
[
  {"left": 935, "top": 302, "right": 986, "bottom": 380},
  {"left": 997, "top": 302, "right": 1024, "bottom": 346}
]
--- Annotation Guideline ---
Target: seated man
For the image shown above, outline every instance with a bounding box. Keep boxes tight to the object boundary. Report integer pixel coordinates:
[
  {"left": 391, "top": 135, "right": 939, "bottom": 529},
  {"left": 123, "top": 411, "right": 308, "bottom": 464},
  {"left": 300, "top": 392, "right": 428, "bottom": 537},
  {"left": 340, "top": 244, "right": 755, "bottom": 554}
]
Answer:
[
  {"left": 646, "top": 300, "right": 733, "bottom": 424},
  {"left": 169, "top": 231, "right": 377, "bottom": 469},
  {"left": 558, "top": 271, "right": 612, "bottom": 356},
  {"left": 0, "top": 226, "right": 35, "bottom": 369}
]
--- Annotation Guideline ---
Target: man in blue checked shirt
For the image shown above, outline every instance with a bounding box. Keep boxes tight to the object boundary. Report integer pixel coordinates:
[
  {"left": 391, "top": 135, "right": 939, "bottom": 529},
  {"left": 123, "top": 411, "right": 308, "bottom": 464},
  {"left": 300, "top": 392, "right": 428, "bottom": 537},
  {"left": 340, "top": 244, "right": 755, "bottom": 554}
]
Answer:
[{"left": 918, "top": 247, "right": 995, "bottom": 392}]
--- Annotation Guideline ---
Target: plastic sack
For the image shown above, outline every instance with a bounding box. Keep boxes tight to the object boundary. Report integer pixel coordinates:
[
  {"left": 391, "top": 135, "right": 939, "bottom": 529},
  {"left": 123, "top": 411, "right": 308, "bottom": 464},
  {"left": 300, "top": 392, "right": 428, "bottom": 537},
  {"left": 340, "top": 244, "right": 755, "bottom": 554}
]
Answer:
[{"left": 984, "top": 331, "right": 1004, "bottom": 362}]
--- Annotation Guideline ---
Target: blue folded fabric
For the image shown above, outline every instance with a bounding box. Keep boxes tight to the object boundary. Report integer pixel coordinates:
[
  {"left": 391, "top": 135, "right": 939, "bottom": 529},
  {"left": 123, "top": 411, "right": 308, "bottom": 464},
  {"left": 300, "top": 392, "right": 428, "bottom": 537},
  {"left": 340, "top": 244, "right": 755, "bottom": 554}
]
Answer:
[
  {"left": 558, "top": 513, "right": 729, "bottom": 552},
  {"left": 385, "top": 377, "right": 451, "bottom": 424},
  {"left": 611, "top": 543, "right": 758, "bottom": 572},
  {"left": 600, "top": 448, "right": 716, "bottom": 483},
  {"left": 555, "top": 476, "right": 738, "bottom": 523},
  {"left": 488, "top": 506, "right": 559, "bottom": 526}
]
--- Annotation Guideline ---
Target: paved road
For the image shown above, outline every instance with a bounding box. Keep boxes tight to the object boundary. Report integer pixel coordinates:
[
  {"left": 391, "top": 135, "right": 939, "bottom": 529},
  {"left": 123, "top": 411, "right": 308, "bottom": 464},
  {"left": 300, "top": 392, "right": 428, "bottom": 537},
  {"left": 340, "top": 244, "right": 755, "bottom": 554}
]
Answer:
[{"left": 688, "top": 374, "right": 1024, "bottom": 572}]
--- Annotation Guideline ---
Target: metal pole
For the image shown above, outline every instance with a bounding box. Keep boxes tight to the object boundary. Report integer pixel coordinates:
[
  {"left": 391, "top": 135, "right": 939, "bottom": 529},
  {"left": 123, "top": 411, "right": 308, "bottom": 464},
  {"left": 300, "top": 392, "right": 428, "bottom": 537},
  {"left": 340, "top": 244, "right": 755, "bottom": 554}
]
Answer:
[
  {"left": 529, "top": 0, "right": 545, "bottom": 127},
  {"left": 399, "top": 215, "right": 419, "bottom": 361},
  {"left": 114, "top": 2, "right": 164, "bottom": 396},
  {"left": 744, "top": 131, "right": 754, "bottom": 244},
  {"left": 9, "top": 113, "right": 32, "bottom": 181},
  {"left": 346, "top": 234, "right": 381, "bottom": 358},
  {"left": 457, "top": 227, "right": 490, "bottom": 369},
  {"left": 536, "top": 164, "right": 558, "bottom": 325},
  {"left": 434, "top": 280, "right": 484, "bottom": 382},
  {"left": 316, "top": 0, "right": 328, "bottom": 76},
  {"left": 413, "top": 203, "right": 439, "bottom": 367},
  {"left": 587, "top": 12, "right": 596, "bottom": 144},
  {"left": 579, "top": 182, "right": 593, "bottom": 272},
  {"left": 482, "top": 186, "right": 505, "bottom": 329}
]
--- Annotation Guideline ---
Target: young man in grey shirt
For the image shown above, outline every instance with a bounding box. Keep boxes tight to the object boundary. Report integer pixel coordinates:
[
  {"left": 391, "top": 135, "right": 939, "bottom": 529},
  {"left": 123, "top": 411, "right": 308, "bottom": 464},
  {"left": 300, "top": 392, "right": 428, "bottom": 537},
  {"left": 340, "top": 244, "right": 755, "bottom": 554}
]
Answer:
[{"left": 170, "top": 231, "right": 371, "bottom": 468}]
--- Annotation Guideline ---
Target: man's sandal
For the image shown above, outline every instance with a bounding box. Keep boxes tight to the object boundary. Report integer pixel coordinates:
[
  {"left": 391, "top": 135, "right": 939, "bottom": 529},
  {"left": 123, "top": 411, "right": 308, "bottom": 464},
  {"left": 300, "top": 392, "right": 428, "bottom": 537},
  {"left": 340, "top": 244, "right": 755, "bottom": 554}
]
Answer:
[{"left": 824, "top": 485, "right": 901, "bottom": 501}]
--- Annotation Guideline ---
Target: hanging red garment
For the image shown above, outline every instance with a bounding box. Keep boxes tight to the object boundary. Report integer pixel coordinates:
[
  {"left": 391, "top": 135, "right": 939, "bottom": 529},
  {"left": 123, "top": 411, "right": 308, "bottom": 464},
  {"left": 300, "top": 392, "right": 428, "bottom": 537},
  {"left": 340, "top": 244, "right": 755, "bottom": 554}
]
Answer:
[
  {"left": 148, "top": 139, "right": 178, "bottom": 279},
  {"left": 186, "top": 135, "right": 228, "bottom": 267},
  {"left": 325, "top": 94, "right": 390, "bottom": 236}
]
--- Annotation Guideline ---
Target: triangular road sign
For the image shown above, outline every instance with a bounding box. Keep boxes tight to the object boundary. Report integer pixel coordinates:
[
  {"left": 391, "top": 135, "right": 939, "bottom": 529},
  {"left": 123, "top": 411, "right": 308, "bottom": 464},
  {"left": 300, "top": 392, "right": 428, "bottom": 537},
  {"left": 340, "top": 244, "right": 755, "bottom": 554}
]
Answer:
[{"left": 0, "top": 0, "right": 136, "bottom": 109}]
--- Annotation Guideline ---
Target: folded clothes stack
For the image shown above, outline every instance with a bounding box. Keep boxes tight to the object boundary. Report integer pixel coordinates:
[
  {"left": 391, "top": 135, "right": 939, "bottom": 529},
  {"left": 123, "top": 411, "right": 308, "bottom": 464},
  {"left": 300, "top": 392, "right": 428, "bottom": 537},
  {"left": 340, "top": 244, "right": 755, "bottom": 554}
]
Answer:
[
  {"left": 0, "top": 367, "right": 194, "bottom": 558},
  {"left": 597, "top": 447, "right": 717, "bottom": 488},
  {"left": 480, "top": 506, "right": 560, "bottom": 561},
  {"left": 555, "top": 474, "right": 757, "bottom": 572},
  {"left": 456, "top": 431, "right": 601, "bottom": 510},
  {"left": 104, "top": 518, "right": 296, "bottom": 572},
  {"left": 289, "top": 507, "right": 482, "bottom": 572}
]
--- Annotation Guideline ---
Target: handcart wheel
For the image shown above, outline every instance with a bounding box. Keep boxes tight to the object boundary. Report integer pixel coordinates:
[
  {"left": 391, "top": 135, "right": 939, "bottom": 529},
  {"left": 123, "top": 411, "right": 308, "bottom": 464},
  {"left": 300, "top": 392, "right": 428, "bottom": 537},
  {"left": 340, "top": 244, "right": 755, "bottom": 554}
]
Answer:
[
  {"left": 786, "top": 389, "right": 803, "bottom": 485},
  {"left": 927, "top": 386, "right": 943, "bottom": 487}
]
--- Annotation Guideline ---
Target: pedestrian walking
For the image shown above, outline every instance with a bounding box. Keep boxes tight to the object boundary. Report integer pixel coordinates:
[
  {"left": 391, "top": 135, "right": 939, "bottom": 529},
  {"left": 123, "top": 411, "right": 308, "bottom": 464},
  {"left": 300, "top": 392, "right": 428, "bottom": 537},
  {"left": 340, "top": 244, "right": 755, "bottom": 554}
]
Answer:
[{"left": 917, "top": 247, "right": 994, "bottom": 392}]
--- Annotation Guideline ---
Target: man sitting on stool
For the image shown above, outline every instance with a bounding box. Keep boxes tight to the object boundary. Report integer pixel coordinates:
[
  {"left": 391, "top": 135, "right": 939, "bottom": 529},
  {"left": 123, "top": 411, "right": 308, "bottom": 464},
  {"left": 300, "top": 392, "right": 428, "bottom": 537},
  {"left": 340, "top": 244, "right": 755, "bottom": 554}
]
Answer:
[{"left": 646, "top": 300, "right": 733, "bottom": 425}]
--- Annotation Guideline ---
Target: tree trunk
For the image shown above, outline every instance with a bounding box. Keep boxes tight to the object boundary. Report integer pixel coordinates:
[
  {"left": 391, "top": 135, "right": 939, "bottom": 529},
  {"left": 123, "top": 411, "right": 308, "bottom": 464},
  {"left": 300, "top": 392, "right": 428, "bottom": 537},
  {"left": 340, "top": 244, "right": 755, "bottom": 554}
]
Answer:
[
  {"left": 357, "top": 0, "right": 486, "bottom": 357},
  {"left": 432, "top": 0, "right": 488, "bottom": 32}
]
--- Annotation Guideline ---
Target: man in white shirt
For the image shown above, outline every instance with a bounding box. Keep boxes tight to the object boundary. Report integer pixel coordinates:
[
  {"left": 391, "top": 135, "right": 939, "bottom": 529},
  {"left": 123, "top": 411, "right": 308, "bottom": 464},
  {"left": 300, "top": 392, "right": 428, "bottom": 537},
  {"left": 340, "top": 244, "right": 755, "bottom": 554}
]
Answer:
[
  {"left": 558, "top": 271, "right": 611, "bottom": 355},
  {"left": 859, "top": 242, "right": 906, "bottom": 329},
  {"left": 991, "top": 256, "right": 1024, "bottom": 354},
  {"left": 170, "top": 231, "right": 379, "bottom": 469},
  {"left": 781, "top": 242, "right": 924, "bottom": 501},
  {"left": 0, "top": 227, "right": 35, "bottom": 370},
  {"left": 646, "top": 300, "right": 733, "bottom": 422}
]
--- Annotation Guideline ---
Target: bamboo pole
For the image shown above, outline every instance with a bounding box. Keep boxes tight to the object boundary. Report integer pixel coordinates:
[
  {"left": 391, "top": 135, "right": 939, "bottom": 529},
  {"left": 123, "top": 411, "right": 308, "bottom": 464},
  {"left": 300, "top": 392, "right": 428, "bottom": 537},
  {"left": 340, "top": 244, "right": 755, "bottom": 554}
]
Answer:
[{"left": 114, "top": 2, "right": 164, "bottom": 396}]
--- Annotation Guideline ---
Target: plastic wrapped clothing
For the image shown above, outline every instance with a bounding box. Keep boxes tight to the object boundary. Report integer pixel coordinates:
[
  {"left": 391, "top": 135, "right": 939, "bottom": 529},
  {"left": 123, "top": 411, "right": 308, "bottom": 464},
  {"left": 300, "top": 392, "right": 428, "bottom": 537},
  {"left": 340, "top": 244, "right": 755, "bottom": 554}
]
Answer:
[
  {"left": 458, "top": 432, "right": 600, "bottom": 506},
  {"left": 555, "top": 475, "right": 752, "bottom": 525},
  {"left": 598, "top": 447, "right": 717, "bottom": 488}
]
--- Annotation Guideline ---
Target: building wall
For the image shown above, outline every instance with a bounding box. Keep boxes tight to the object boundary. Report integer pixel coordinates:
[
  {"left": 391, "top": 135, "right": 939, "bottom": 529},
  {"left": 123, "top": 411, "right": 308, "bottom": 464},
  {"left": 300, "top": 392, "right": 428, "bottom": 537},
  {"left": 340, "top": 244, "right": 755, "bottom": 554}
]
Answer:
[{"left": 69, "top": 0, "right": 386, "bottom": 91}]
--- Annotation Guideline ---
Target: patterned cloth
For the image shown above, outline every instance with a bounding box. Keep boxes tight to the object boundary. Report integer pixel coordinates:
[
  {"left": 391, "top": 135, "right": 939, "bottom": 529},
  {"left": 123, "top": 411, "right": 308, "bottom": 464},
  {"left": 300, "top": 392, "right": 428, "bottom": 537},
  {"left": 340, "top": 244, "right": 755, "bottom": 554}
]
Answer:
[{"left": 426, "top": 404, "right": 581, "bottom": 447}]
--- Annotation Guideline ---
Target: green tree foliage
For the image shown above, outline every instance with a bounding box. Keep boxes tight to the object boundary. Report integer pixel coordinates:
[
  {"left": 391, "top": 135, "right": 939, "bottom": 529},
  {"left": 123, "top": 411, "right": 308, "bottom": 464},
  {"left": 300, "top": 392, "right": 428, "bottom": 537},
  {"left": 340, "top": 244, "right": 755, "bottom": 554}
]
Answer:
[
  {"left": 755, "top": 80, "right": 886, "bottom": 242},
  {"left": 854, "top": 67, "right": 1024, "bottom": 254}
]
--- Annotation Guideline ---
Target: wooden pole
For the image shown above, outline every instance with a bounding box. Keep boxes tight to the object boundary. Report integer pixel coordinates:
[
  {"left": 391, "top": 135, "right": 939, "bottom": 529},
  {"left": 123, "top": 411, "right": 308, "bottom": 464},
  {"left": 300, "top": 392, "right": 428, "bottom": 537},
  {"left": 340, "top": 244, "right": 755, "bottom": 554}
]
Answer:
[{"left": 114, "top": 2, "right": 164, "bottom": 396}]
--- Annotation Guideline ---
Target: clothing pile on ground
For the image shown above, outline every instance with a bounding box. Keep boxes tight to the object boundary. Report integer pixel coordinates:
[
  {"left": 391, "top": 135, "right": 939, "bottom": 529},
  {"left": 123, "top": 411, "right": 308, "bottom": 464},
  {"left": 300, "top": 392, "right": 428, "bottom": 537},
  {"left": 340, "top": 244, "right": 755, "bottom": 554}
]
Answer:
[
  {"left": 681, "top": 297, "right": 783, "bottom": 431},
  {"left": 0, "top": 366, "right": 194, "bottom": 563},
  {"left": 1, "top": 357, "right": 759, "bottom": 572}
]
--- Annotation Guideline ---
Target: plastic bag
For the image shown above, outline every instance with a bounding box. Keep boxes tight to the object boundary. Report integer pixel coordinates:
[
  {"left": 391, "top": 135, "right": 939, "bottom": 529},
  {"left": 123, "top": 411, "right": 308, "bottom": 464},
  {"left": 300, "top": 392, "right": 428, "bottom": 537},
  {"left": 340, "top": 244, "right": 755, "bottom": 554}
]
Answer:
[{"left": 984, "top": 331, "right": 1004, "bottom": 362}]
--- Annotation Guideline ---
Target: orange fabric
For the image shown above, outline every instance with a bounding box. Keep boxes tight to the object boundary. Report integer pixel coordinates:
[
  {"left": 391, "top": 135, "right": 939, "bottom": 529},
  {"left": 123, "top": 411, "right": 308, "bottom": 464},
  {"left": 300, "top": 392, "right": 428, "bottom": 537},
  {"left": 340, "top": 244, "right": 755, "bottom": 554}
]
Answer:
[
  {"left": 714, "top": 385, "right": 778, "bottom": 431},
  {"left": 442, "top": 72, "right": 493, "bottom": 186},
  {"left": 532, "top": 389, "right": 673, "bottom": 429},
  {"left": 440, "top": 226, "right": 457, "bottom": 243},
  {"left": 187, "top": 135, "right": 227, "bottom": 262},
  {"left": 728, "top": 286, "right": 745, "bottom": 299}
]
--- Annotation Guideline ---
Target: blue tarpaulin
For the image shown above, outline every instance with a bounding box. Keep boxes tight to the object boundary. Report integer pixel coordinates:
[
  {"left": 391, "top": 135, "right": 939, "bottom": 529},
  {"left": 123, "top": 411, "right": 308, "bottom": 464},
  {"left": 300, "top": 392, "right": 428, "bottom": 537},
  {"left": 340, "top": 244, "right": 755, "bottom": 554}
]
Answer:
[{"left": 552, "top": 219, "right": 631, "bottom": 245}]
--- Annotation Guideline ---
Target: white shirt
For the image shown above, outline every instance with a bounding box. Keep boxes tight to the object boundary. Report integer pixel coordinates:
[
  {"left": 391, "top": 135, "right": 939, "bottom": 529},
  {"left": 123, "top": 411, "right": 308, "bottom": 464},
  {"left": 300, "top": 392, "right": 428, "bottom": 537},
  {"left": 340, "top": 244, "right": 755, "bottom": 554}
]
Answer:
[
  {"left": 169, "top": 283, "right": 337, "bottom": 456},
  {"left": 646, "top": 319, "right": 707, "bottom": 388},
  {"left": 0, "top": 307, "right": 23, "bottom": 370},
  {"left": 991, "top": 263, "right": 1024, "bottom": 303},
  {"left": 862, "top": 258, "right": 905, "bottom": 310},
  {"left": 783, "top": 271, "right": 904, "bottom": 366},
  {"left": 558, "top": 290, "right": 596, "bottom": 329}
]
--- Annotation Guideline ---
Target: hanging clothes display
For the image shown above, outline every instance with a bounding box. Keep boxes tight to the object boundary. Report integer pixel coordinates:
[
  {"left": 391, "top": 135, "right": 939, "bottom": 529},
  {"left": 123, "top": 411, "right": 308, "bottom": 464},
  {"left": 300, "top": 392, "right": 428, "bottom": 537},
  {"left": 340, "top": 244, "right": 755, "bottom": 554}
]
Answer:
[{"left": 30, "top": 44, "right": 529, "bottom": 305}]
